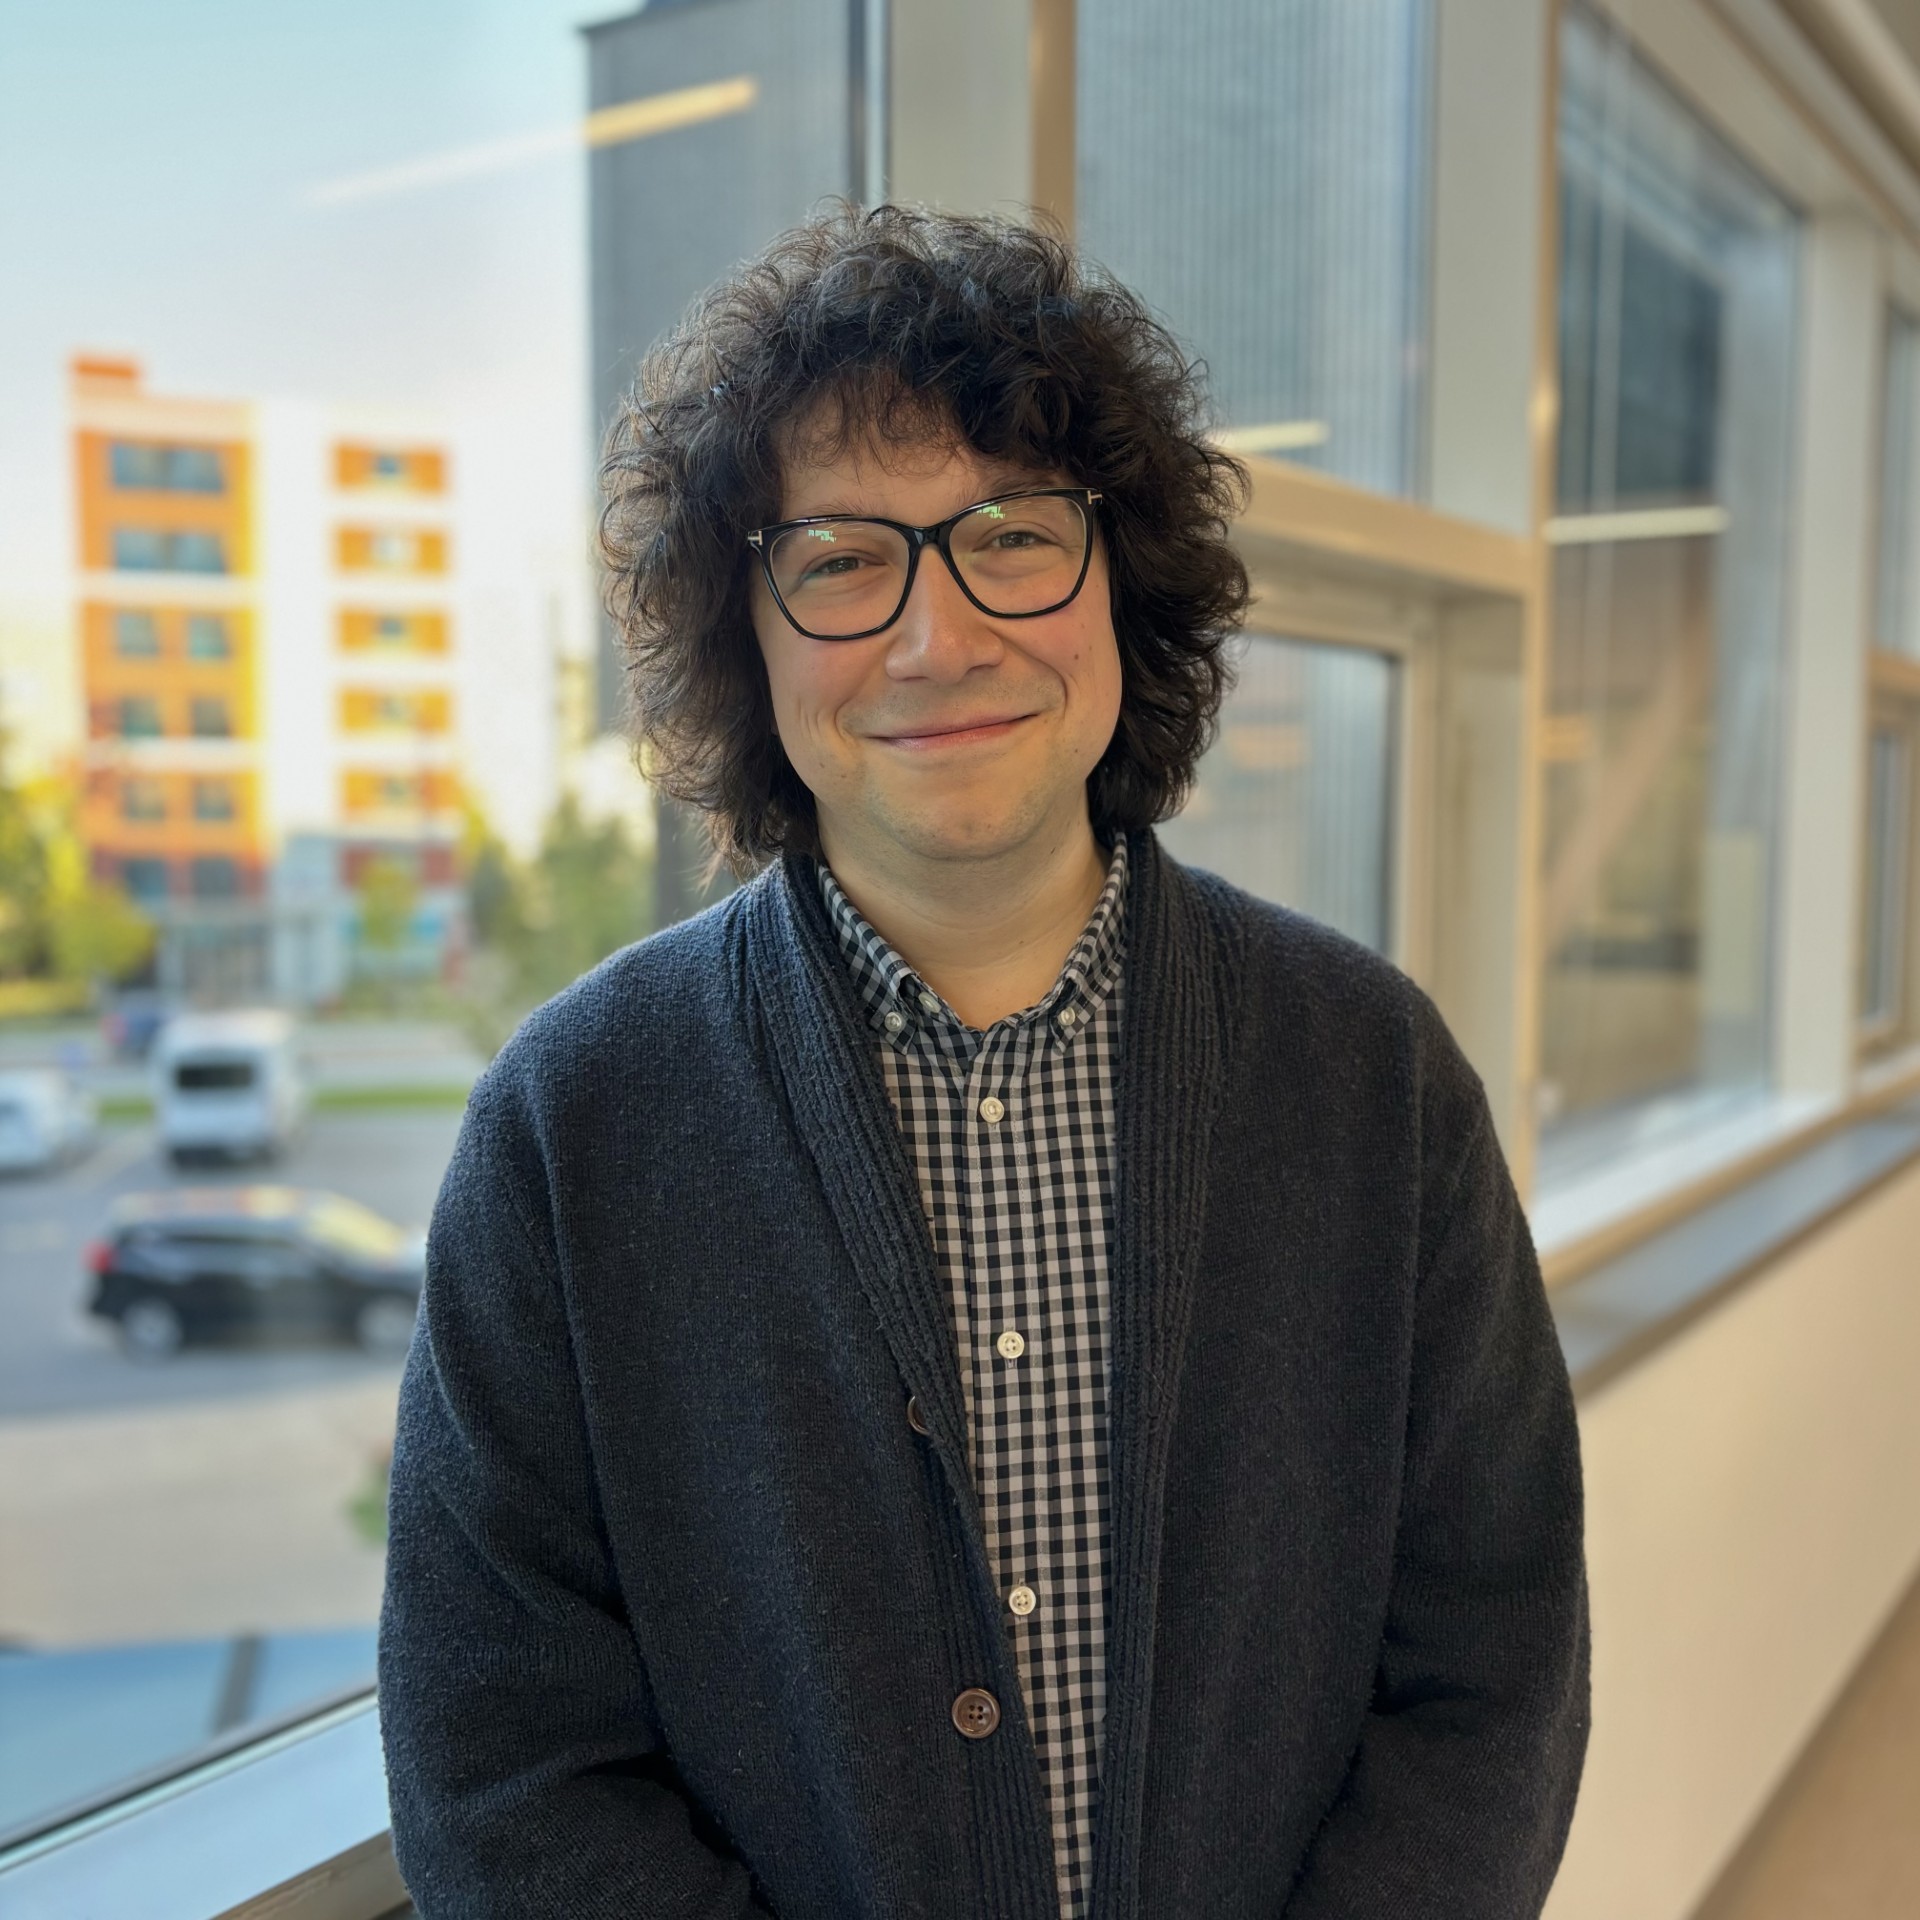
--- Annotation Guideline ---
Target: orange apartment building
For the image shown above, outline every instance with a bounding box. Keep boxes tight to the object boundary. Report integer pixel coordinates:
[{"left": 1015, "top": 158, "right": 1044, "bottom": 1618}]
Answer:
[{"left": 69, "top": 357, "right": 468, "bottom": 1002}]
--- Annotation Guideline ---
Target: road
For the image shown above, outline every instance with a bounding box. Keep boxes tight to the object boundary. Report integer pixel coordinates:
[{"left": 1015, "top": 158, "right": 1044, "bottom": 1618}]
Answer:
[
  {"left": 0, "top": 1110, "right": 464, "bottom": 1648},
  {"left": 0, "top": 1110, "right": 463, "bottom": 1420}
]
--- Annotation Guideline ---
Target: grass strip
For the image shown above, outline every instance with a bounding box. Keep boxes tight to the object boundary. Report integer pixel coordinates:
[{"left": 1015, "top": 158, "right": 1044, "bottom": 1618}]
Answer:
[{"left": 97, "top": 1083, "right": 473, "bottom": 1124}]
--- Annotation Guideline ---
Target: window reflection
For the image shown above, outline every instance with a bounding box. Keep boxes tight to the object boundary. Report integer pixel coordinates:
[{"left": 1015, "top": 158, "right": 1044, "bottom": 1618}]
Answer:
[
  {"left": 1159, "top": 632, "right": 1397, "bottom": 954},
  {"left": 1538, "top": 7, "right": 1798, "bottom": 1180},
  {"left": 1078, "top": 0, "right": 1434, "bottom": 497}
]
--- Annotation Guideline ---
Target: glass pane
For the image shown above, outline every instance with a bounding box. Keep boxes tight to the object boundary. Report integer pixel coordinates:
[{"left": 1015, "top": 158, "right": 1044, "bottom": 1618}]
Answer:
[
  {"left": 1078, "top": 0, "right": 1434, "bottom": 498},
  {"left": 1877, "top": 310, "right": 1920, "bottom": 659},
  {"left": 1539, "top": 7, "right": 1798, "bottom": 1182},
  {"left": 1158, "top": 633, "right": 1397, "bottom": 953},
  {"left": 1862, "top": 726, "right": 1911, "bottom": 1030}
]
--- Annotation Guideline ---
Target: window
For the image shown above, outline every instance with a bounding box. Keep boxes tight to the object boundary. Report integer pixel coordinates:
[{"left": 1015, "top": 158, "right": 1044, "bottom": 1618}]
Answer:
[
  {"left": 110, "top": 529, "right": 228, "bottom": 573},
  {"left": 1158, "top": 632, "right": 1398, "bottom": 953},
  {"left": 185, "top": 613, "right": 231, "bottom": 658},
  {"left": 1877, "top": 311, "right": 1920, "bottom": 659},
  {"left": 110, "top": 441, "right": 225, "bottom": 492},
  {"left": 189, "top": 697, "right": 232, "bottom": 738},
  {"left": 120, "top": 856, "right": 171, "bottom": 903},
  {"left": 1077, "top": 0, "right": 1435, "bottom": 497},
  {"left": 120, "top": 778, "right": 167, "bottom": 822},
  {"left": 370, "top": 529, "right": 415, "bottom": 569},
  {"left": 189, "top": 856, "right": 241, "bottom": 900},
  {"left": 1539, "top": 8, "right": 1798, "bottom": 1181},
  {"left": 113, "top": 609, "right": 160, "bottom": 656},
  {"left": 337, "top": 608, "right": 450, "bottom": 652},
  {"left": 119, "top": 696, "right": 163, "bottom": 738},
  {"left": 192, "top": 779, "right": 236, "bottom": 822},
  {"left": 1862, "top": 725, "right": 1911, "bottom": 1037},
  {"left": 170, "top": 531, "right": 226, "bottom": 573},
  {"left": 110, "top": 527, "right": 167, "bottom": 571}
]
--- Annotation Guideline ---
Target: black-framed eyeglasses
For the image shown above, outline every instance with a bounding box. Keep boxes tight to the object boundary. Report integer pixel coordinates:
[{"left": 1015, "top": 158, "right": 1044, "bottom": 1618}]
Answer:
[{"left": 746, "top": 487, "right": 1103, "bottom": 641}]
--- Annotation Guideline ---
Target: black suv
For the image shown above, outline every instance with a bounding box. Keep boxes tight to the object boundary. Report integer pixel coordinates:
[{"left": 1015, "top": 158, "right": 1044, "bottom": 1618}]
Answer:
[{"left": 86, "top": 1187, "right": 426, "bottom": 1359}]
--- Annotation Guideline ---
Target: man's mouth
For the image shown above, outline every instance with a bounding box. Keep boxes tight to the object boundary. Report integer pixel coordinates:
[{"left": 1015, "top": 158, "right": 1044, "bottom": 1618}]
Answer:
[{"left": 872, "top": 714, "right": 1033, "bottom": 749}]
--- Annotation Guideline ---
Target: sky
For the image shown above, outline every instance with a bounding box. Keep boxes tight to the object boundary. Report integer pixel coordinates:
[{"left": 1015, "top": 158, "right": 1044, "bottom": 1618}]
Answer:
[{"left": 0, "top": 0, "right": 606, "bottom": 632}]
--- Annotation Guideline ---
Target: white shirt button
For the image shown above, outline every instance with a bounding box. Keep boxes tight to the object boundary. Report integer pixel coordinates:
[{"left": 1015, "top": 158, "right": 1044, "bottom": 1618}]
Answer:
[
  {"left": 978, "top": 1096, "right": 1006, "bottom": 1125},
  {"left": 1008, "top": 1584, "right": 1037, "bottom": 1617},
  {"left": 918, "top": 990, "right": 940, "bottom": 1015},
  {"left": 883, "top": 1009, "right": 906, "bottom": 1034},
  {"left": 996, "top": 1328, "right": 1025, "bottom": 1361},
  {"left": 1057, "top": 1006, "right": 1076, "bottom": 1027}
]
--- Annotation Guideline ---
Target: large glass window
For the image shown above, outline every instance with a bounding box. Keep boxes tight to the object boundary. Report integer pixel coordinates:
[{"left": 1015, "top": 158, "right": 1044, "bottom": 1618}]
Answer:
[
  {"left": 1158, "top": 632, "right": 1398, "bottom": 954},
  {"left": 1876, "top": 310, "right": 1920, "bottom": 659},
  {"left": 1862, "top": 723, "right": 1911, "bottom": 1036},
  {"left": 1539, "top": 8, "right": 1798, "bottom": 1181},
  {"left": 1077, "top": 0, "right": 1434, "bottom": 498}
]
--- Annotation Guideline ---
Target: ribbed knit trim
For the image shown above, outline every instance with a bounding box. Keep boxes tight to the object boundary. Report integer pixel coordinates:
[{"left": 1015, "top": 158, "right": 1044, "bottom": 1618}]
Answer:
[{"left": 746, "top": 832, "right": 1243, "bottom": 1920}]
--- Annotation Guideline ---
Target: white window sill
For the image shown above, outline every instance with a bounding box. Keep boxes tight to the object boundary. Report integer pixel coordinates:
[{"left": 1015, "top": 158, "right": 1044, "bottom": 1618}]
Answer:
[{"left": 1530, "top": 1090, "right": 1839, "bottom": 1261}]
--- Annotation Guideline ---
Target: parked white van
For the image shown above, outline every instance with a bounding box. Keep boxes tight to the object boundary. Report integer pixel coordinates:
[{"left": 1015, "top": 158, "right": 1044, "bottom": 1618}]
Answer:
[
  {"left": 0, "top": 1070, "right": 98, "bottom": 1174},
  {"left": 153, "top": 1012, "right": 307, "bottom": 1166}
]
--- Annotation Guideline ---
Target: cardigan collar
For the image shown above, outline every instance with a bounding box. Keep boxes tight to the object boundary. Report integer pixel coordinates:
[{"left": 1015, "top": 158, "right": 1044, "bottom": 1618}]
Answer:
[{"left": 744, "top": 829, "right": 1242, "bottom": 1920}]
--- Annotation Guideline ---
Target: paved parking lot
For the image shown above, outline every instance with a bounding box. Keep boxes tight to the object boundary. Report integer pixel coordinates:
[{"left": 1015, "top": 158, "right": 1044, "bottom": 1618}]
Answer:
[
  {"left": 0, "top": 1112, "right": 462, "bottom": 1647},
  {"left": 0, "top": 1110, "right": 461, "bottom": 1419}
]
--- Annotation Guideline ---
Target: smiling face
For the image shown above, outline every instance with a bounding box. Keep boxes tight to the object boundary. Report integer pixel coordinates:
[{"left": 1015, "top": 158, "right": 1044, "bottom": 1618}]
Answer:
[{"left": 749, "top": 425, "right": 1124, "bottom": 881}]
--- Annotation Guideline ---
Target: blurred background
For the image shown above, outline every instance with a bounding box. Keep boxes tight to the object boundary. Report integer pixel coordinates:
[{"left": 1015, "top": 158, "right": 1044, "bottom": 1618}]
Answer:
[{"left": 1, "top": 1, "right": 1918, "bottom": 1915}]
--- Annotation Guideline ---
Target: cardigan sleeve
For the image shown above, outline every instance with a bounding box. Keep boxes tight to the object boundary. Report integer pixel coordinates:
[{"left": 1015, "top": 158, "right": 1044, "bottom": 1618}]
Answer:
[
  {"left": 377, "top": 1082, "right": 771, "bottom": 1918},
  {"left": 1280, "top": 1067, "right": 1591, "bottom": 1919}
]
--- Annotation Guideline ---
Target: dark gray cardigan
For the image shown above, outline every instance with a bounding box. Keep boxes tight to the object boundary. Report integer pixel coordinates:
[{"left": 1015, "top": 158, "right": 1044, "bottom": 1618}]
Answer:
[{"left": 378, "top": 831, "right": 1589, "bottom": 1918}]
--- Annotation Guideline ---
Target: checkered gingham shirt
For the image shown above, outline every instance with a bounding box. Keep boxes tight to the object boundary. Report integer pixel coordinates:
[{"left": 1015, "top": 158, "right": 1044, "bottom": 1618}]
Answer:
[{"left": 818, "top": 838, "right": 1127, "bottom": 1920}]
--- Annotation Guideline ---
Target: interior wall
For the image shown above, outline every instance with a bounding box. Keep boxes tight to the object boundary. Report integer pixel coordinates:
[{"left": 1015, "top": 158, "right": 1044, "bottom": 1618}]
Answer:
[{"left": 1543, "top": 1155, "right": 1920, "bottom": 1920}]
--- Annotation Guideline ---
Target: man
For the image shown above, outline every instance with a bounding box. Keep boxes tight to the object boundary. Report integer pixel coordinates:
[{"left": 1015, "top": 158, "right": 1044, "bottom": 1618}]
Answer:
[{"left": 379, "top": 207, "right": 1589, "bottom": 1919}]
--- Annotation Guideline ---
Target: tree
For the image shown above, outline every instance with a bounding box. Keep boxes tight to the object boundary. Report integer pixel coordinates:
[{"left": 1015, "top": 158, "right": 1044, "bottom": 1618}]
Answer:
[
  {"left": 0, "top": 722, "right": 50, "bottom": 978},
  {"left": 511, "top": 793, "right": 654, "bottom": 1006},
  {"left": 356, "top": 855, "right": 420, "bottom": 963}
]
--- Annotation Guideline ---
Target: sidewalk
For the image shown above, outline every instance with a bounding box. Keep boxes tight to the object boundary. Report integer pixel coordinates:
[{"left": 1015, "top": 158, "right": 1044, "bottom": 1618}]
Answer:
[{"left": 0, "top": 1378, "right": 399, "bottom": 1647}]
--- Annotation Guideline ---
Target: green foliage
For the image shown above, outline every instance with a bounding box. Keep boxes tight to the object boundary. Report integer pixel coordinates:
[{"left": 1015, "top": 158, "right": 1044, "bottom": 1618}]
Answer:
[
  {"left": 0, "top": 719, "right": 153, "bottom": 989},
  {"left": 47, "top": 882, "right": 155, "bottom": 985},
  {"left": 463, "top": 794, "right": 655, "bottom": 1028},
  {"left": 0, "top": 727, "right": 50, "bottom": 978},
  {"left": 355, "top": 855, "right": 420, "bottom": 956}
]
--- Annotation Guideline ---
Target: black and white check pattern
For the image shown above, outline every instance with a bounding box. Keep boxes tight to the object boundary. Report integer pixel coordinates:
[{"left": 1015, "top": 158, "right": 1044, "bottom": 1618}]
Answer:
[{"left": 818, "top": 840, "right": 1127, "bottom": 1920}]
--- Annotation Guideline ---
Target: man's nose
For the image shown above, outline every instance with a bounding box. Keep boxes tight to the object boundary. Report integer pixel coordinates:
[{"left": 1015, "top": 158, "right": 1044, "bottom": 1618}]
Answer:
[{"left": 884, "top": 550, "right": 1006, "bottom": 682}]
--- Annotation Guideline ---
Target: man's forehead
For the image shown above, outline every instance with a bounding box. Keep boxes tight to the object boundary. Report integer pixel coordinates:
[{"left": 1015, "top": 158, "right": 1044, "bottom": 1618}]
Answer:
[{"left": 773, "top": 401, "right": 1056, "bottom": 518}]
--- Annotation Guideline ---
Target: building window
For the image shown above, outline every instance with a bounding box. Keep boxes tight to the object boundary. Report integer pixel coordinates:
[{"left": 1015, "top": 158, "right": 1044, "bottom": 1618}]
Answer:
[
  {"left": 120, "top": 777, "right": 167, "bottom": 822},
  {"left": 1878, "top": 309, "right": 1920, "bottom": 660},
  {"left": 1077, "top": 0, "right": 1434, "bottom": 497},
  {"left": 109, "top": 441, "right": 225, "bottom": 493},
  {"left": 1158, "top": 631, "right": 1397, "bottom": 953},
  {"left": 171, "top": 531, "right": 227, "bottom": 573},
  {"left": 110, "top": 528, "right": 229, "bottom": 573},
  {"left": 121, "top": 857, "right": 171, "bottom": 903},
  {"left": 190, "top": 856, "right": 241, "bottom": 899},
  {"left": 119, "top": 696, "right": 164, "bottom": 738},
  {"left": 373, "top": 451, "right": 405, "bottom": 480},
  {"left": 339, "top": 609, "right": 449, "bottom": 652},
  {"left": 1540, "top": 7, "right": 1799, "bottom": 1180},
  {"left": 114, "top": 609, "right": 161, "bottom": 656},
  {"left": 186, "top": 613, "right": 232, "bottom": 658},
  {"left": 192, "top": 779, "right": 237, "bottom": 822},
  {"left": 189, "top": 697, "right": 232, "bottom": 738},
  {"left": 370, "top": 529, "right": 416, "bottom": 569}
]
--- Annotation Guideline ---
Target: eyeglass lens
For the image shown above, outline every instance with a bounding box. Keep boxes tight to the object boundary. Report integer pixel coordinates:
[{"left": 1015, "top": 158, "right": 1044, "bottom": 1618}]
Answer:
[{"left": 765, "top": 494, "right": 1089, "bottom": 637}]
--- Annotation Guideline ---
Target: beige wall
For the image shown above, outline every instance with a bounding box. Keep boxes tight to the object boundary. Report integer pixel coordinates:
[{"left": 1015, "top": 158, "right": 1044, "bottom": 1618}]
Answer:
[{"left": 1545, "top": 1157, "right": 1920, "bottom": 1919}]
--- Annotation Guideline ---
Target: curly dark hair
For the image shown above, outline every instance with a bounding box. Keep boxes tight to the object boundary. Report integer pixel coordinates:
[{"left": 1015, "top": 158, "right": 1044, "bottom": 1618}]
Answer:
[{"left": 598, "top": 203, "right": 1250, "bottom": 875}]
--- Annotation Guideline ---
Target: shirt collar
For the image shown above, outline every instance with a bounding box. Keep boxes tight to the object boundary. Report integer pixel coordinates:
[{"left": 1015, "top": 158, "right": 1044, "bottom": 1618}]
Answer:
[{"left": 816, "top": 836, "right": 1130, "bottom": 1053}]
